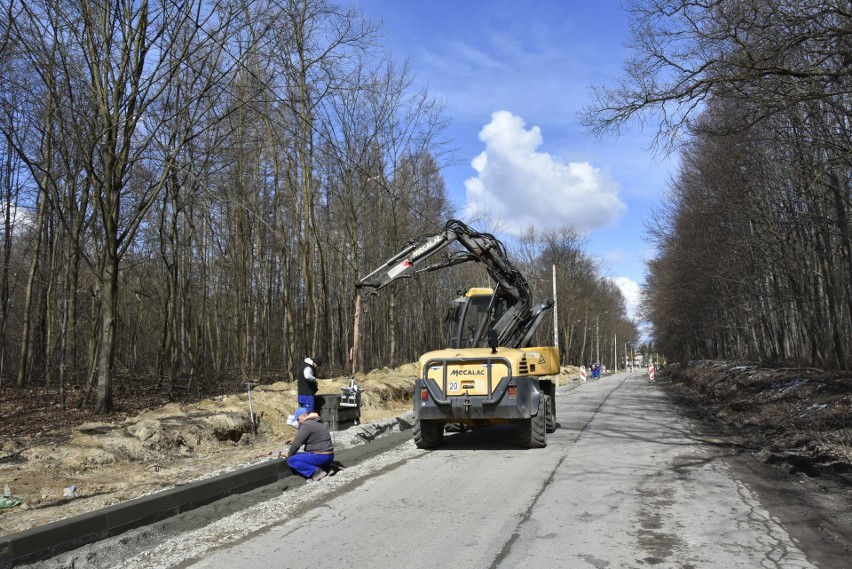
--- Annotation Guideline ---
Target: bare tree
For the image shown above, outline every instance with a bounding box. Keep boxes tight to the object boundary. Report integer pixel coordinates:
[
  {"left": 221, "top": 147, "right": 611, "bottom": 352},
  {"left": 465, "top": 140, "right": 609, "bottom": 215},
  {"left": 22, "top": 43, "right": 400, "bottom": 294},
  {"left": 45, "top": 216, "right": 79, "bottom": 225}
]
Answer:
[
  {"left": 582, "top": 0, "right": 852, "bottom": 150},
  {"left": 0, "top": 0, "right": 463, "bottom": 411},
  {"left": 6, "top": 0, "right": 243, "bottom": 411},
  {"left": 587, "top": 0, "right": 851, "bottom": 370}
]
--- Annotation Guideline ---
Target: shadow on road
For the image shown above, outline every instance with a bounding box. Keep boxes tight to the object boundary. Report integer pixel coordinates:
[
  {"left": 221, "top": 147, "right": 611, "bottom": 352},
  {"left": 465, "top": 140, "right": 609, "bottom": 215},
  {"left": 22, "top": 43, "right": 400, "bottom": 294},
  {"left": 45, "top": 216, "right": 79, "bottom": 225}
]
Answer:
[{"left": 427, "top": 424, "right": 560, "bottom": 451}]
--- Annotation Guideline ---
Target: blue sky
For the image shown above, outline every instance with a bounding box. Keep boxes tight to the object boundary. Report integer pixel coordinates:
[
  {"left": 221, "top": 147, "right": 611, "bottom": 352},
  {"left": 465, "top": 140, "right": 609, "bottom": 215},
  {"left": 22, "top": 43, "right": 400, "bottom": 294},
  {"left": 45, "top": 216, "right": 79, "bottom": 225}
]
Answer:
[{"left": 353, "top": 1, "right": 675, "bottom": 321}]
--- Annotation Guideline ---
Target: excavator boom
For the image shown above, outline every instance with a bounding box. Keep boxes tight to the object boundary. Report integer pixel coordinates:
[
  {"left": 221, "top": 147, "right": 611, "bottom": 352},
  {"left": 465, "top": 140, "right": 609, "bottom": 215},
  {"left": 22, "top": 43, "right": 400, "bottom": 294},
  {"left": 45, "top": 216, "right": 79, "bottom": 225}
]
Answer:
[{"left": 356, "top": 220, "right": 553, "bottom": 348}]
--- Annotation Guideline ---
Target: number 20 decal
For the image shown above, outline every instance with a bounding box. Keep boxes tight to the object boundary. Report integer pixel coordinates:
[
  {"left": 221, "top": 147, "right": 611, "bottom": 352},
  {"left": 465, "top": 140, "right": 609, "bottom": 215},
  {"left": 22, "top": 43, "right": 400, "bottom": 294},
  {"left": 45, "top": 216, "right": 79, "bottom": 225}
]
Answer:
[{"left": 448, "top": 381, "right": 459, "bottom": 391}]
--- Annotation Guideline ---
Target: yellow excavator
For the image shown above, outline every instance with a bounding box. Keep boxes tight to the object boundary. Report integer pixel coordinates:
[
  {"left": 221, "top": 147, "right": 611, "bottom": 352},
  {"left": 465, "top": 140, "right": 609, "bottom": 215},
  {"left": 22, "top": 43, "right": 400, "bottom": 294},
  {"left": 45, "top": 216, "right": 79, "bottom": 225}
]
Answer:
[{"left": 356, "top": 220, "right": 559, "bottom": 449}]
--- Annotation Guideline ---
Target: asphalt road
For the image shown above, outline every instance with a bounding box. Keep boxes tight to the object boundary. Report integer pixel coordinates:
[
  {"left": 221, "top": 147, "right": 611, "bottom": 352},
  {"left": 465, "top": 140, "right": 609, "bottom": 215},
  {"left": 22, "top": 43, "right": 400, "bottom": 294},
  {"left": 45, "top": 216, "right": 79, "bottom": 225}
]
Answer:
[{"left": 166, "top": 371, "right": 819, "bottom": 569}]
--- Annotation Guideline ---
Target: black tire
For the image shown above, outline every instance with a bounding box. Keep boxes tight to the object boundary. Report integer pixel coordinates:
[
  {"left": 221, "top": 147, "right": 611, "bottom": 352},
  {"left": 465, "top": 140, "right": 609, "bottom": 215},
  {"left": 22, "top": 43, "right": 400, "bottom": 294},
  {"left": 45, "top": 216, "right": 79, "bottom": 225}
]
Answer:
[
  {"left": 413, "top": 420, "right": 444, "bottom": 449},
  {"left": 518, "top": 395, "right": 547, "bottom": 448},
  {"left": 545, "top": 395, "right": 556, "bottom": 433}
]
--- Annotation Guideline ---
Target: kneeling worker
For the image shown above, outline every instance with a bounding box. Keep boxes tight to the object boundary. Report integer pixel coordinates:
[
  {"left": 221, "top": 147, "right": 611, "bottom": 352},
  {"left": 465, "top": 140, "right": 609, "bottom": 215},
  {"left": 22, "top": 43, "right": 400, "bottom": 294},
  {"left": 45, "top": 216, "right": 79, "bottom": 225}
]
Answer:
[{"left": 284, "top": 407, "right": 334, "bottom": 482}]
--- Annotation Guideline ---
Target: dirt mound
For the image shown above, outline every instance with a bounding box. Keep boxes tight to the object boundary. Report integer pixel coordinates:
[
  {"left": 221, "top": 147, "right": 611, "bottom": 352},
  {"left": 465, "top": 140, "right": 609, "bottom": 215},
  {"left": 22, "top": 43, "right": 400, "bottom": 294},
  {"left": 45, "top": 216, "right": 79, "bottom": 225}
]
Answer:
[
  {"left": 0, "top": 366, "right": 417, "bottom": 537},
  {"left": 662, "top": 360, "right": 852, "bottom": 474}
]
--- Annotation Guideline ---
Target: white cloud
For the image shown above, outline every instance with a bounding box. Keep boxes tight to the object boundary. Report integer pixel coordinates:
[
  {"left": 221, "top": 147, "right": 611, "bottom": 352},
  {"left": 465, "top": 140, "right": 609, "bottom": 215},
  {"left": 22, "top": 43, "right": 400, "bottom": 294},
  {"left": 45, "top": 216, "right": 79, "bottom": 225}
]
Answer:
[
  {"left": 463, "top": 111, "right": 626, "bottom": 235},
  {"left": 612, "top": 275, "right": 655, "bottom": 344},
  {"left": 1, "top": 202, "right": 35, "bottom": 232},
  {"left": 612, "top": 276, "right": 641, "bottom": 322}
]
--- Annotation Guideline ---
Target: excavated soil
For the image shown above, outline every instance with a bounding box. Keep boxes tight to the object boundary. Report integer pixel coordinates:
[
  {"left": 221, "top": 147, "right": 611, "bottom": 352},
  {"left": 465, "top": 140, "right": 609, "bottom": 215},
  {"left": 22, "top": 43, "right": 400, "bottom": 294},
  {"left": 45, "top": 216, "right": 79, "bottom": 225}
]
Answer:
[{"left": 0, "top": 365, "right": 418, "bottom": 537}]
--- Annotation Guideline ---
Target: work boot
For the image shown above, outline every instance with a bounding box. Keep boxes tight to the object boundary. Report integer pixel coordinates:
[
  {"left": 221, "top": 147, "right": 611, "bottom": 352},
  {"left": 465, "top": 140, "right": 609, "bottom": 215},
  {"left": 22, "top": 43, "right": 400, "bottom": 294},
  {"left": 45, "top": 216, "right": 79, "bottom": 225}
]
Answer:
[{"left": 310, "top": 468, "right": 328, "bottom": 482}]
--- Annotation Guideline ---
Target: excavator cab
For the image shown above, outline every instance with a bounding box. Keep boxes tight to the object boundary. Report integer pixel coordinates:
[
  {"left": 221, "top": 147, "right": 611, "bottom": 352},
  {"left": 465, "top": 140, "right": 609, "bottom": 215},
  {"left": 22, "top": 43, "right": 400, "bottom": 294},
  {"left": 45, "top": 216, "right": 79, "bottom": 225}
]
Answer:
[{"left": 444, "top": 287, "right": 510, "bottom": 349}]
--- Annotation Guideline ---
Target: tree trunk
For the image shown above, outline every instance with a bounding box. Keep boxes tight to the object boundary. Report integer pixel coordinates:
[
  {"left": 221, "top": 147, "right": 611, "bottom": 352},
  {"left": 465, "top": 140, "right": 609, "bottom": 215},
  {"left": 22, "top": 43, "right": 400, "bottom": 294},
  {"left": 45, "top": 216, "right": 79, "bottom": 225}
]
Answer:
[
  {"left": 0, "top": 149, "right": 19, "bottom": 386},
  {"left": 16, "top": 190, "right": 47, "bottom": 388},
  {"left": 95, "top": 251, "right": 119, "bottom": 414}
]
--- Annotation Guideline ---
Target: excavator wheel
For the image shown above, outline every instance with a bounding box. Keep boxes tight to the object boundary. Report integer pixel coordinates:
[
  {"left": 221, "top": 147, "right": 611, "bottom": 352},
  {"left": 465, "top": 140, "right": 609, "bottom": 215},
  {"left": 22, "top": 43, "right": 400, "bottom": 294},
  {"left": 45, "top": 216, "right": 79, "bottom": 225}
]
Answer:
[
  {"left": 545, "top": 395, "right": 556, "bottom": 433},
  {"left": 414, "top": 420, "right": 444, "bottom": 449},
  {"left": 518, "top": 395, "right": 547, "bottom": 448}
]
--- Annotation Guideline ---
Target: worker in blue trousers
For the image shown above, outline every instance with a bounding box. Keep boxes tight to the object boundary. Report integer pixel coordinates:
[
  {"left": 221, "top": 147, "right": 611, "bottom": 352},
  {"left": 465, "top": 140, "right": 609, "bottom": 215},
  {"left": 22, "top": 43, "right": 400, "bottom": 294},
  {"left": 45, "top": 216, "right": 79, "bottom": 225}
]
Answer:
[
  {"left": 283, "top": 407, "right": 334, "bottom": 482},
  {"left": 297, "top": 356, "right": 323, "bottom": 413}
]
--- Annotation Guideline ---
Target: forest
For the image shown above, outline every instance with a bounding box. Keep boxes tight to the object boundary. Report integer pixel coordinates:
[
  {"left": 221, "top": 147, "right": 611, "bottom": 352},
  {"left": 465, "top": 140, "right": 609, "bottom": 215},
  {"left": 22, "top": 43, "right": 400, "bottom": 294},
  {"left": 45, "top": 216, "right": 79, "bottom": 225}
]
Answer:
[
  {"left": 584, "top": 0, "right": 852, "bottom": 371},
  {"left": 0, "top": 0, "right": 637, "bottom": 415}
]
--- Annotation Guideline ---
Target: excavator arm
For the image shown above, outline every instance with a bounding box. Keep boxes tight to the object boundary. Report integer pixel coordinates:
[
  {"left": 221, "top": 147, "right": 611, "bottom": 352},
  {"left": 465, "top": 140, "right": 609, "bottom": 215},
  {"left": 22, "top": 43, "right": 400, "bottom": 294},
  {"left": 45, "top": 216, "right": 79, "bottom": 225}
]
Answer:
[{"left": 356, "top": 220, "right": 554, "bottom": 348}]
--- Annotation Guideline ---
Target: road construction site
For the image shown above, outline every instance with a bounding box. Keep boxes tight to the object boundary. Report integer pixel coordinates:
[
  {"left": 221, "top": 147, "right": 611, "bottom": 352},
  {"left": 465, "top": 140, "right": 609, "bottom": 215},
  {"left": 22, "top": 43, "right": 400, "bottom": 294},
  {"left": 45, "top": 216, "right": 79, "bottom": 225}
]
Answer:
[{"left": 8, "top": 368, "right": 852, "bottom": 569}]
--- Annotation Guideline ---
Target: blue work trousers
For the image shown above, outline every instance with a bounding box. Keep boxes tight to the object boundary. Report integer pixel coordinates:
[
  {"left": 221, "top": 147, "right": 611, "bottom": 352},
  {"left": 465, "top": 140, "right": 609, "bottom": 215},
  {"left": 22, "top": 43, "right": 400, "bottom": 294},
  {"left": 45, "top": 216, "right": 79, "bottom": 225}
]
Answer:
[
  {"left": 298, "top": 395, "right": 315, "bottom": 413},
  {"left": 287, "top": 452, "right": 334, "bottom": 478}
]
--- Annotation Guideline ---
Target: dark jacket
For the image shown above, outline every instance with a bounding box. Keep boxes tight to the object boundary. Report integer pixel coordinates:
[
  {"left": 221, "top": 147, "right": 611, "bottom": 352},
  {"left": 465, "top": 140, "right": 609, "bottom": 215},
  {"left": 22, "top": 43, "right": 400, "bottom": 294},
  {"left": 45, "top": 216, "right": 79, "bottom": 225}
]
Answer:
[
  {"left": 298, "top": 360, "right": 319, "bottom": 396},
  {"left": 288, "top": 416, "right": 333, "bottom": 457}
]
